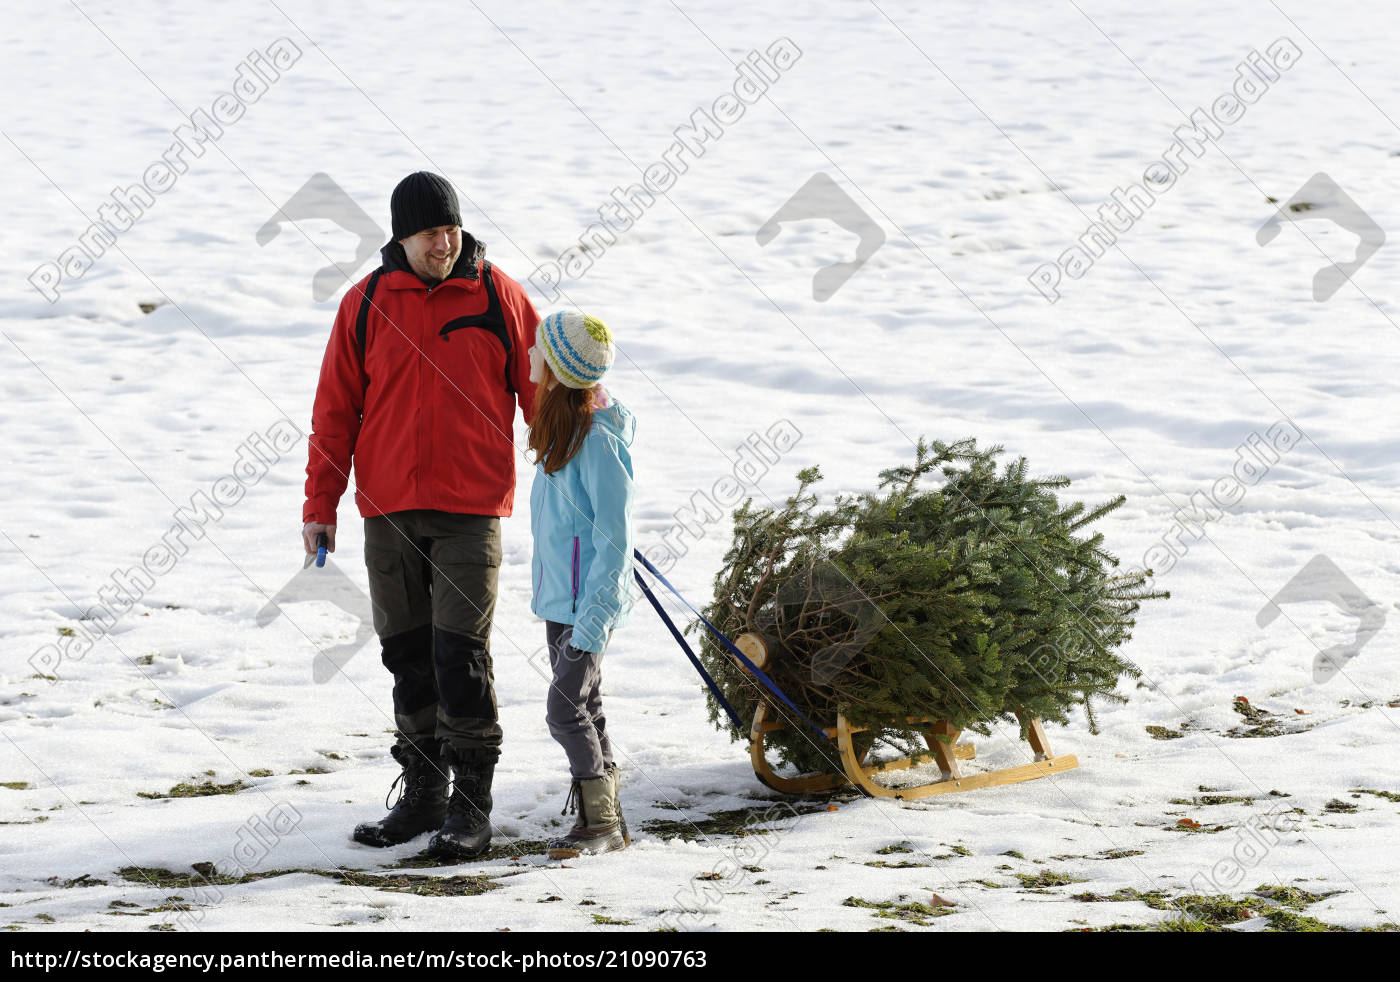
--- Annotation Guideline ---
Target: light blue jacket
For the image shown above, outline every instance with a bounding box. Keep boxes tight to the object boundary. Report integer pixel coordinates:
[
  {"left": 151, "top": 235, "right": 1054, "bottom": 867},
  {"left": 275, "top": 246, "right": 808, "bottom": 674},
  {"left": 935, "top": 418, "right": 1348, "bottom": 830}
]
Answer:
[{"left": 530, "top": 394, "right": 636, "bottom": 653}]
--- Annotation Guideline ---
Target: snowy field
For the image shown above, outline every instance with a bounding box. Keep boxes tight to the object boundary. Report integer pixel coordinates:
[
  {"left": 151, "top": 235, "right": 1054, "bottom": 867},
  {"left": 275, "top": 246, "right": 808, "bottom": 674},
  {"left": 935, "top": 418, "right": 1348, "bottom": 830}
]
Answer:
[{"left": 2, "top": 0, "right": 1399, "bottom": 934}]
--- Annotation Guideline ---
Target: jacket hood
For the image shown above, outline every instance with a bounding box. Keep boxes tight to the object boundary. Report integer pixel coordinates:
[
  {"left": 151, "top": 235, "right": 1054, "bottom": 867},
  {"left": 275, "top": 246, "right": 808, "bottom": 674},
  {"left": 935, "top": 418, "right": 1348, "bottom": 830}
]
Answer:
[
  {"left": 592, "top": 395, "right": 635, "bottom": 448},
  {"left": 380, "top": 234, "right": 486, "bottom": 283}
]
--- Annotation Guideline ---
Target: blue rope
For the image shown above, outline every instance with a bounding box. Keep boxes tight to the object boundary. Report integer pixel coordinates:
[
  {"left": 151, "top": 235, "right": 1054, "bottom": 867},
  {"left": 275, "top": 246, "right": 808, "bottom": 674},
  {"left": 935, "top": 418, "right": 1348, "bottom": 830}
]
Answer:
[
  {"left": 633, "top": 550, "right": 827, "bottom": 738},
  {"left": 632, "top": 569, "right": 745, "bottom": 736}
]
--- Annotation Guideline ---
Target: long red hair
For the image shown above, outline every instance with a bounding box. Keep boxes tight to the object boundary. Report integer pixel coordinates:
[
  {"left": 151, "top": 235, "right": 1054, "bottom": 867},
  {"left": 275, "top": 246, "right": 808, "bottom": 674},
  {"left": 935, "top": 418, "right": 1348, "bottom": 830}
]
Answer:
[{"left": 529, "top": 380, "right": 597, "bottom": 474}]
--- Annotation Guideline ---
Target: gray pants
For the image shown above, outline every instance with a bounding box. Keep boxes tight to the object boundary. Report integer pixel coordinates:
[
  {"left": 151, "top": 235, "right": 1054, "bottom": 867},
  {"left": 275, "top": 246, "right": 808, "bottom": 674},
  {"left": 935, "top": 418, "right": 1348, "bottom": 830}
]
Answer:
[
  {"left": 545, "top": 621, "right": 612, "bottom": 780},
  {"left": 364, "top": 510, "right": 502, "bottom": 752}
]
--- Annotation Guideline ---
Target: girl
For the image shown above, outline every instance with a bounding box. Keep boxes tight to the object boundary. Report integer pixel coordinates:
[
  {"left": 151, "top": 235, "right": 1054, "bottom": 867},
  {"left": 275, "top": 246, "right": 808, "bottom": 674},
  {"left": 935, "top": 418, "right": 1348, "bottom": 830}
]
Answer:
[{"left": 527, "top": 310, "right": 635, "bottom": 858}]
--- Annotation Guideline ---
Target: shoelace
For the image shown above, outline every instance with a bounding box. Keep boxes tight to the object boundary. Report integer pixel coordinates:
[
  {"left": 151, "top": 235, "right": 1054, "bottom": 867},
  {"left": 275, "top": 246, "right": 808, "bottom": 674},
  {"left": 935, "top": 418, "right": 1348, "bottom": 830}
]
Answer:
[
  {"left": 560, "top": 781, "right": 581, "bottom": 818},
  {"left": 383, "top": 761, "right": 441, "bottom": 810},
  {"left": 383, "top": 770, "right": 407, "bottom": 811}
]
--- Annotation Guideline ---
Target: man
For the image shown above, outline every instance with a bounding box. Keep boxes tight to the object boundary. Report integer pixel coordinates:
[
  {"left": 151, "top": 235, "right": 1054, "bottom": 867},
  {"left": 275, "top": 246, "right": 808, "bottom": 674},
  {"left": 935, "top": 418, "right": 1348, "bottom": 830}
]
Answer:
[{"left": 302, "top": 171, "right": 539, "bottom": 860}]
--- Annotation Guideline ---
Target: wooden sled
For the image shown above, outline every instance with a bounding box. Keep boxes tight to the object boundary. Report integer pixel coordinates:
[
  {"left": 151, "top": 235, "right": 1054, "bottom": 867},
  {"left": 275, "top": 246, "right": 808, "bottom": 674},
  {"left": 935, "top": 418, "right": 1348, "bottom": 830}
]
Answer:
[{"left": 749, "top": 700, "right": 1078, "bottom": 801}]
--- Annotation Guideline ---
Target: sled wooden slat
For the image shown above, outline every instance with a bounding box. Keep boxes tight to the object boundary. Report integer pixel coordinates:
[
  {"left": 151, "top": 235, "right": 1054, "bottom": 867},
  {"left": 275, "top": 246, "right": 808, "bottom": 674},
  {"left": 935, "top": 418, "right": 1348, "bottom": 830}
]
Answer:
[
  {"left": 1017, "top": 711, "right": 1052, "bottom": 761},
  {"left": 749, "top": 701, "right": 975, "bottom": 796}
]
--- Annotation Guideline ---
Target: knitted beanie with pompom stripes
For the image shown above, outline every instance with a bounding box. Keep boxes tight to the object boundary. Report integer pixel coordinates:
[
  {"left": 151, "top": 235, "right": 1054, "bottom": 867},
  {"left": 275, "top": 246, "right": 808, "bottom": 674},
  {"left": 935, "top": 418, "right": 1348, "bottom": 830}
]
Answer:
[{"left": 537, "top": 310, "right": 615, "bottom": 389}]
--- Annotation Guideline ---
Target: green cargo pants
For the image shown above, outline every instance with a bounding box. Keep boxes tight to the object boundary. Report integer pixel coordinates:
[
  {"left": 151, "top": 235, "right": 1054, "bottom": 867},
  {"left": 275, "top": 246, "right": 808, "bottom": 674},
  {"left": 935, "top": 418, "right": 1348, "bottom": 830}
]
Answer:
[{"left": 364, "top": 510, "right": 503, "bottom": 753}]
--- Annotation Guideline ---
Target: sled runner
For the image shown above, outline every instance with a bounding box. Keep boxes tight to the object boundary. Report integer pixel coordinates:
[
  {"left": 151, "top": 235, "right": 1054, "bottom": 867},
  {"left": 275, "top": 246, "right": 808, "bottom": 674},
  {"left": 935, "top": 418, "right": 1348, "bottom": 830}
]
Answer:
[{"left": 748, "top": 698, "right": 1078, "bottom": 800}]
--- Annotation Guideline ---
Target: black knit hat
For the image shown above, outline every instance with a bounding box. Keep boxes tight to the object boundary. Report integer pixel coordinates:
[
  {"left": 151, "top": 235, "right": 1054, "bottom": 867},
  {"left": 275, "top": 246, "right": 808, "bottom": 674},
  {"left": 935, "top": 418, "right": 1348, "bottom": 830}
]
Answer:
[{"left": 390, "top": 171, "right": 462, "bottom": 240}]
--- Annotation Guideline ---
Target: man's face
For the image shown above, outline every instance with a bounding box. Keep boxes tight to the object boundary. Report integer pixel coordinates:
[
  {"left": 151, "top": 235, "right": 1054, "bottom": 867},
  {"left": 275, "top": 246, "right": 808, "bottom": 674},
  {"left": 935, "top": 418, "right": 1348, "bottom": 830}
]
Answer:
[{"left": 400, "top": 224, "right": 462, "bottom": 284}]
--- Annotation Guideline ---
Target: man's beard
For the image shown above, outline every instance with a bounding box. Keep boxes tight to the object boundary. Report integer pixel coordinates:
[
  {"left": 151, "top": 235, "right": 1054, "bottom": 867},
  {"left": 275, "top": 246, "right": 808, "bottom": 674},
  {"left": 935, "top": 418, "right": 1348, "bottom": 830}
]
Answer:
[{"left": 415, "top": 252, "right": 456, "bottom": 285}]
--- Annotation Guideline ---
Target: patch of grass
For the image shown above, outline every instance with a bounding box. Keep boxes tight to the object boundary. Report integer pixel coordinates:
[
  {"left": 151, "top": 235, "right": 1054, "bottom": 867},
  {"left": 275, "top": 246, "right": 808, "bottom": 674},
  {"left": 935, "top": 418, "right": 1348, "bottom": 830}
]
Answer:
[
  {"left": 1, "top": 782, "right": 29, "bottom": 791},
  {"left": 639, "top": 801, "right": 824, "bottom": 841},
  {"left": 1073, "top": 883, "right": 1388, "bottom": 932},
  {"left": 1350, "top": 788, "right": 1400, "bottom": 803},
  {"left": 1000, "top": 850, "right": 1025, "bottom": 860},
  {"left": 56, "top": 627, "right": 75, "bottom": 637},
  {"left": 384, "top": 840, "right": 549, "bottom": 868},
  {"left": 149, "top": 923, "right": 177, "bottom": 932},
  {"left": 1225, "top": 697, "right": 1292, "bottom": 738},
  {"left": 45, "top": 874, "right": 106, "bottom": 889},
  {"left": 118, "top": 864, "right": 497, "bottom": 896},
  {"left": 1097, "top": 849, "right": 1144, "bottom": 860},
  {"left": 122, "top": 866, "right": 241, "bottom": 889},
  {"left": 1015, "top": 870, "right": 1083, "bottom": 889},
  {"left": 1144, "top": 725, "right": 1183, "bottom": 740},
  {"left": 246, "top": 769, "right": 274, "bottom": 778},
  {"left": 591, "top": 914, "right": 631, "bottom": 925},
  {"left": 1323, "top": 799, "right": 1358, "bottom": 814},
  {"left": 137, "top": 780, "right": 248, "bottom": 800},
  {"left": 321, "top": 870, "right": 499, "bottom": 898},
  {"left": 1253, "top": 885, "right": 1338, "bottom": 909},
  {"left": 1073, "top": 888, "right": 1165, "bottom": 904},
  {"left": 476, "top": 841, "right": 549, "bottom": 863},
  {"left": 843, "top": 895, "right": 954, "bottom": 927},
  {"left": 1263, "top": 908, "right": 1344, "bottom": 932},
  {"left": 864, "top": 860, "right": 930, "bottom": 869},
  {"left": 35, "top": 914, "right": 54, "bottom": 923},
  {"left": 1169, "top": 794, "right": 1254, "bottom": 807},
  {"left": 874, "top": 842, "right": 913, "bottom": 855}
]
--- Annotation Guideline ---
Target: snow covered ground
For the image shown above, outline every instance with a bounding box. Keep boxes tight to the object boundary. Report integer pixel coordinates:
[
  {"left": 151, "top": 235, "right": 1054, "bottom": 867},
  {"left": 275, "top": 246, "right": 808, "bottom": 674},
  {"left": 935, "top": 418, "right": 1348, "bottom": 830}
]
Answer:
[{"left": 2, "top": 0, "right": 1398, "bottom": 933}]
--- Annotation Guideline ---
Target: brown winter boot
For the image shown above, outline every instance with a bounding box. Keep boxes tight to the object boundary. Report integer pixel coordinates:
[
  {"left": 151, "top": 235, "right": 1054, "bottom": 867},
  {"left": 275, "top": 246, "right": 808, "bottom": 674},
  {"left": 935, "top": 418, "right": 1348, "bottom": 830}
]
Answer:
[
  {"left": 606, "top": 762, "right": 629, "bottom": 845},
  {"left": 547, "top": 773, "right": 626, "bottom": 859},
  {"left": 558, "top": 763, "right": 628, "bottom": 844}
]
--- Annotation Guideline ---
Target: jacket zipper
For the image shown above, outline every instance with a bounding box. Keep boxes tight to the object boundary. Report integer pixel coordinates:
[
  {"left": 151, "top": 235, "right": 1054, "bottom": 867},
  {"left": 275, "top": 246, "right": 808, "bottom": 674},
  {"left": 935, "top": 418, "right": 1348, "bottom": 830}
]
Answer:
[
  {"left": 571, "top": 536, "right": 580, "bottom": 613},
  {"left": 420, "top": 287, "right": 435, "bottom": 506}
]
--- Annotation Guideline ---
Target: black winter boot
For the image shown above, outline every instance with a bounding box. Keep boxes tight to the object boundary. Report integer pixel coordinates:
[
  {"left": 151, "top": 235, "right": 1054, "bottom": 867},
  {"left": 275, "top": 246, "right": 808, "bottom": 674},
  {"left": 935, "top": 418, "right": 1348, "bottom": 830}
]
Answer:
[
  {"left": 427, "top": 747, "right": 497, "bottom": 861},
  {"left": 352, "top": 739, "right": 447, "bottom": 847}
]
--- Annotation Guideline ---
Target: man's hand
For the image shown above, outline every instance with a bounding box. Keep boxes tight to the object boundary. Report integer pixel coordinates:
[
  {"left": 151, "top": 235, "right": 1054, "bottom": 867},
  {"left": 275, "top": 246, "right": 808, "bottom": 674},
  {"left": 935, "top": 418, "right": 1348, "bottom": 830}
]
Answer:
[{"left": 302, "top": 522, "right": 337, "bottom": 556}]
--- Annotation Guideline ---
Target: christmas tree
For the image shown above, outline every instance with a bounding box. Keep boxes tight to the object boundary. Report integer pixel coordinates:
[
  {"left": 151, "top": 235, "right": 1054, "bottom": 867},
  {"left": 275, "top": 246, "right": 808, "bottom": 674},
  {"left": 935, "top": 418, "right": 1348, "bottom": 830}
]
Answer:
[{"left": 696, "top": 438, "right": 1165, "bottom": 777}]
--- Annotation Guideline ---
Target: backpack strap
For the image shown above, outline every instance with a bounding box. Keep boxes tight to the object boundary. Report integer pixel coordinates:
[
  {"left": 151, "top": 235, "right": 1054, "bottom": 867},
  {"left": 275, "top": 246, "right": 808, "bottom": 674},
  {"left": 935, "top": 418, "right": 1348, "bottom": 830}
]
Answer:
[
  {"left": 436, "top": 262, "right": 516, "bottom": 394},
  {"left": 354, "top": 267, "right": 384, "bottom": 354},
  {"left": 356, "top": 262, "right": 516, "bottom": 395}
]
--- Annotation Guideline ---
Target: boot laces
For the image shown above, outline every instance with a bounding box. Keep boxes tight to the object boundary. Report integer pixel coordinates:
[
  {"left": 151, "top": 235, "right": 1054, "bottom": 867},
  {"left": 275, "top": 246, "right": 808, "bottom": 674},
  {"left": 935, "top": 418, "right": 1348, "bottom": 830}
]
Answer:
[
  {"left": 561, "top": 781, "right": 582, "bottom": 818},
  {"left": 384, "top": 746, "right": 440, "bottom": 809},
  {"left": 384, "top": 770, "right": 406, "bottom": 811}
]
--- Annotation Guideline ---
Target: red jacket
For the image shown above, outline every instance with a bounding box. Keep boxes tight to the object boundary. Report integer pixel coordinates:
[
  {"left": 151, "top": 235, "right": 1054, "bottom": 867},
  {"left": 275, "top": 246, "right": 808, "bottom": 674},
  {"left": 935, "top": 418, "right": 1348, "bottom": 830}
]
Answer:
[{"left": 304, "top": 239, "right": 539, "bottom": 526}]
